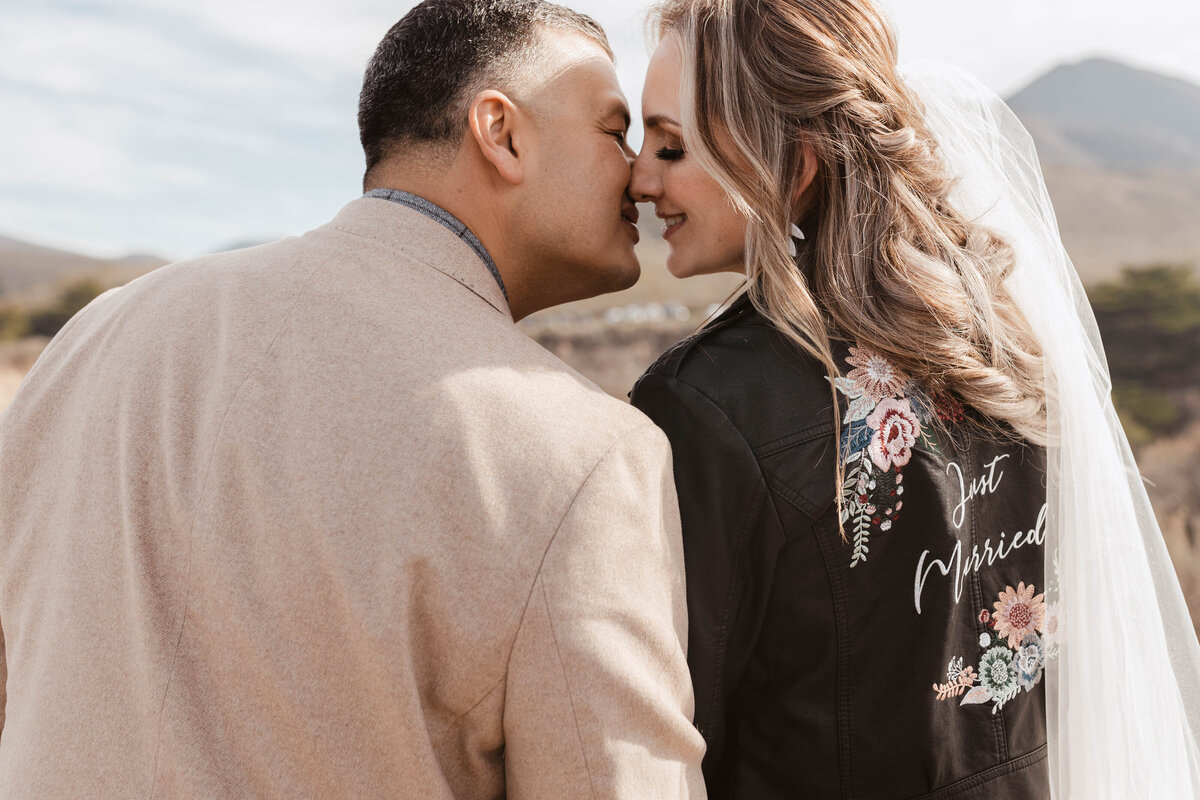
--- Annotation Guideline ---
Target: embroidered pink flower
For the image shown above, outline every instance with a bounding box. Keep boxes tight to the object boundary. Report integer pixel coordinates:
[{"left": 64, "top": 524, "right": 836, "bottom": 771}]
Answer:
[
  {"left": 865, "top": 398, "right": 921, "bottom": 470},
  {"left": 993, "top": 582, "right": 1047, "bottom": 648},
  {"left": 845, "top": 346, "right": 909, "bottom": 403}
]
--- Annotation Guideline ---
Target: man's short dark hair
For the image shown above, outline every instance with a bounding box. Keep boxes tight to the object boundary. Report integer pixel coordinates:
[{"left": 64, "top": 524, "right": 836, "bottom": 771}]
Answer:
[{"left": 358, "top": 0, "right": 612, "bottom": 176}]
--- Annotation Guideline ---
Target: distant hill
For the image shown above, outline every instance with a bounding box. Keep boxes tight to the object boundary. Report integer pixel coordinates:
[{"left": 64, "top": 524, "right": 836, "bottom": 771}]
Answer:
[
  {"left": 1005, "top": 58, "right": 1200, "bottom": 281},
  {"left": 1008, "top": 57, "right": 1200, "bottom": 172},
  {"left": 0, "top": 234, "right": 167, "bottom": 304}
]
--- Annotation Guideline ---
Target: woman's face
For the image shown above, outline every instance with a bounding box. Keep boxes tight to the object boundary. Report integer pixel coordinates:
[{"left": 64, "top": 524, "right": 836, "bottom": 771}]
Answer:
[{"left": 630, "top": 36, "right": 748, "bottom": 278}]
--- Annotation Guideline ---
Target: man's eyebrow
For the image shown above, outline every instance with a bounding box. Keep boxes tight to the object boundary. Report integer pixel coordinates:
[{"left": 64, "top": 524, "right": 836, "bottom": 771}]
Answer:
[
  {"left": 644, "top": 113, "right": 682, "bottom": 130},
  {"left": 601, "top": 100, "right": 631, "bottom": 130}
]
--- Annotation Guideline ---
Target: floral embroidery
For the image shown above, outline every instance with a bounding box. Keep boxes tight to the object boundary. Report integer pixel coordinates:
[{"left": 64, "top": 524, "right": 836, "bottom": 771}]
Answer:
[
  {"left": 993, "top": 581, "right": 1046, "bottom": 647},
  {"left": 931, "top": 390, "right": 965, "bottom": 423},
  {"left": 829, "top": 346, "right": 954, "bottom": 567},
  {"left": 932, "top": 656, "right": 977, "bottom": 701},
  {"left": 1013, "top": 635, "right": 1046, "bottom": 691},
  {"left": 845, "top": 347, "right": 909, "bottom": 403},
  {"left": 865, "top": 398, "right": 920, "bottom": 469},
  {"left": 935, "top": 581, "right": 1057, "bottom": 715}
]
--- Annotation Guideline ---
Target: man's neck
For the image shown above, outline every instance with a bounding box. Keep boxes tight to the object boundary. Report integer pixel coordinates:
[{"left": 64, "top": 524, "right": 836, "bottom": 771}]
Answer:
[{"left": 366, "top": 161, "right": 538, "bottom": 320}]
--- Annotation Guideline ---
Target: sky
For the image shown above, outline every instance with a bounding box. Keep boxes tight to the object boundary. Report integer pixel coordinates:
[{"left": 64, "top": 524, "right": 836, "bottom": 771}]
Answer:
[{"left": 2, "top": 0, "right": 1198, "bottom": 260}]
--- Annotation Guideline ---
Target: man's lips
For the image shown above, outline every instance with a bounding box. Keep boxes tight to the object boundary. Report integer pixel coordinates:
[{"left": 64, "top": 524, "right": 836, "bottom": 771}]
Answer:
[{"left": 622, "top": 204, "right": 640, "bottom": 242}]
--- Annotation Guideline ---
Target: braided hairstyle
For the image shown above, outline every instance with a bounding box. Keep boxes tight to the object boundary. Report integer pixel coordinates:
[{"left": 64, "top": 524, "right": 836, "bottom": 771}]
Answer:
[{"left": 650, "top": 0, "right": 1047, "bottom": 531}]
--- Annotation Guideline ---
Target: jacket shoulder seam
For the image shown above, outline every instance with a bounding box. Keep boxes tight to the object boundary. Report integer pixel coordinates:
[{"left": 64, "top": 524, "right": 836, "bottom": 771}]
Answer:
[{"left": 639, "top": 298, "right": 756, "bottom": 380}]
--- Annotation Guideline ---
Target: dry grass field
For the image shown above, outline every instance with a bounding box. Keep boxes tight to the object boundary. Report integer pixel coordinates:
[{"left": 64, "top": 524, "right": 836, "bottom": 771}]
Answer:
[{"left": 0, "top": 337, "right": 48, "bottom": 411}]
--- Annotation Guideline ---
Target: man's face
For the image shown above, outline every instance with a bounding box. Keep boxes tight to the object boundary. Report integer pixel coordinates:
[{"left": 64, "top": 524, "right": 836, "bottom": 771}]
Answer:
[{"left": 513, "top": 30, "right": 641, "bottom": 307}]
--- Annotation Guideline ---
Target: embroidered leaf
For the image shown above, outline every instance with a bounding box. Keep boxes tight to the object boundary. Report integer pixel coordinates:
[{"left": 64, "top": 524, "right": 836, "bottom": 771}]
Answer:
[
  {"left": 960, "top": 686, "right": 992, "bottom": 706},
  {"left": 841, "top": 421, "right": 874, "bottom": 455},
  {"left": 934, "top": 662, "right": 978, "bottom": 700},
  {"left": 991, "top": 684, "right": 1021, "bottom": 715},
  {"left": 918, "top": 428, "right": 943, "bottom": 455},
  {"left": 832, "top": 375, "right": 864, "bottom": 399},
  {"left": 844, "top": 394, "right": 875, "bottom": 424},
  {"left": 849, "top": 502, "right": 872, "bottom": 568}
]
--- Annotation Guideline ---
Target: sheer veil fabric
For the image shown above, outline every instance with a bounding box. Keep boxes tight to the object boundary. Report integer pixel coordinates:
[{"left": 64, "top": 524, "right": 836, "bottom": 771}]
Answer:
[{"left": 899, "top": 62, "right": 1200, "bottom": 797}]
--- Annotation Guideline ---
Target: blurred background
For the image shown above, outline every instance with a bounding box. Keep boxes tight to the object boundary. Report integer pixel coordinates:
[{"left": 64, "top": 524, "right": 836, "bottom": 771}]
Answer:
[{"left": 2, "top": 1, "right": 1199, "bottom": 624}]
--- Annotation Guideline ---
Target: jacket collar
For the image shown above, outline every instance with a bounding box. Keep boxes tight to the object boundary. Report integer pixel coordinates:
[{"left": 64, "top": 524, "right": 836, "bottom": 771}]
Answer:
[{"left": 323, "top": 196, "right": 512, "bottom": 320}]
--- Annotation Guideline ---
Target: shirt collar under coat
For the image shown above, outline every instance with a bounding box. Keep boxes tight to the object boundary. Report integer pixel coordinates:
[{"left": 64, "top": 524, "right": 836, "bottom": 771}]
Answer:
[{"left": 327, "top": 194, "right": 511, "bottom": 320}]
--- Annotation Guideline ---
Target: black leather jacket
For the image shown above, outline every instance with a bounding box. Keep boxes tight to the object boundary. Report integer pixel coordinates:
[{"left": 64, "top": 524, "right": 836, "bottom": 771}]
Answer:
[{"left": 631, "top": 293, "right": 1050, "bottom": 799}]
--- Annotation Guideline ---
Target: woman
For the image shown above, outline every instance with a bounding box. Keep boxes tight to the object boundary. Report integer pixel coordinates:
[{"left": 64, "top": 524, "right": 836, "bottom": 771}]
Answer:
[{"left": 628, "top": 0, "right": 1200, "bottom": 797}]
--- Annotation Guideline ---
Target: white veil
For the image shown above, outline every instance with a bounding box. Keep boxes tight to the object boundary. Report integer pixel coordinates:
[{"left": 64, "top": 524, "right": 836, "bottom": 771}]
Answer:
[{"left": 899, "top": 61, "right": 1200, "bottom": 797}]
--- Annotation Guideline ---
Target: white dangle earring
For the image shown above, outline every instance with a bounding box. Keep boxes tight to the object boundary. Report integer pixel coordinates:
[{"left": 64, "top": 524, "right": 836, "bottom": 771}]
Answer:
[{"left": 787, "top": 223, "right": 806, "bottom": 257}]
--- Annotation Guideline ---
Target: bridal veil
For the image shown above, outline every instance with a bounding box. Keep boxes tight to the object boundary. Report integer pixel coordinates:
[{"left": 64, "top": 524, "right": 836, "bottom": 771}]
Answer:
[{"left": 902, "top": 62, "right": 1200, "bottom": 797}]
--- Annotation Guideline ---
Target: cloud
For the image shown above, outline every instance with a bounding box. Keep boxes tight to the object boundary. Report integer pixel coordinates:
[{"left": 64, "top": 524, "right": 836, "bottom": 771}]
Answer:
[{"left": 1, "top": 0, "right": 1197, "bottom": 259}]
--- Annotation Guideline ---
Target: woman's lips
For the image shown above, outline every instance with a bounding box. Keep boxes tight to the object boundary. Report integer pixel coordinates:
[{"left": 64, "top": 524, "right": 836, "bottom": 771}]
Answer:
[{"left": 660, "top": 213, "right": 686, "bottom": 240}]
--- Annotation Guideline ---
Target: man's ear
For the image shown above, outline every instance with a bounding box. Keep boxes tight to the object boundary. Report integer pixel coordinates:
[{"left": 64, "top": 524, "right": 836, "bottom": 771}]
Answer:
[{"left": 468, "top": 90, "right": 525, "bottom": 185}]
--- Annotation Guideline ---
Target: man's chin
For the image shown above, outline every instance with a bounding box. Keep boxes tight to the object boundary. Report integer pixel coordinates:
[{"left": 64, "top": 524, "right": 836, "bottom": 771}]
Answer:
[
  {"left": 582, "top": 248, "right": 641, "bottom": 297},
  {"left": 607, "top": 258, "right": 642, "bottom": 293}
]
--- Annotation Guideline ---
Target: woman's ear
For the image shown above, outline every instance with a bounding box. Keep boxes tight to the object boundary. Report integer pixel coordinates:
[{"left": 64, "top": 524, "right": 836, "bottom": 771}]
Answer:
[
  {"left": 467, "top": 90, "right": 525, "bottom": 185},
  {"left": 791, "top": 140, "right": 819, "bottom": 212}
]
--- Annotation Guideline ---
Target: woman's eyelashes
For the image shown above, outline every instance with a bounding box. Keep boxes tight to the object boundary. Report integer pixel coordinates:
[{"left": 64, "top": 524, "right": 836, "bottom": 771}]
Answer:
[{"left": 655, "top": 146, "right": 685, "bottom": 162}]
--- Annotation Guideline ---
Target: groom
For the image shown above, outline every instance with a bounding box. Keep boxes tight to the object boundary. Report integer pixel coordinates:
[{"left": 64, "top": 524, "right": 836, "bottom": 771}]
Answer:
[{"left": 0, "top": 1, "right": 705, "bottom": 797}]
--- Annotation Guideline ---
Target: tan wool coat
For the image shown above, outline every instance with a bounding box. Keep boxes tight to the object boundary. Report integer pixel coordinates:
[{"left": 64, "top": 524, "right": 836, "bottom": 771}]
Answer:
[{"left": 0, "top": 197, "right": 707, "bottom": 798}]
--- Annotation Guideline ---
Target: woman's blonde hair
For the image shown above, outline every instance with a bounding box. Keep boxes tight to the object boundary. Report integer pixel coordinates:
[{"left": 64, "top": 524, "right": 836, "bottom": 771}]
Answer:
[{"left": 650, "top": 0, "right": 1047, "bottom": 525}]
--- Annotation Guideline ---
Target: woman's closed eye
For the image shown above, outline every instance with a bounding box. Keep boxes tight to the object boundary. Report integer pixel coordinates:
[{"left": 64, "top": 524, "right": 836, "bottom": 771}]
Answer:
[{"left": 655, "top": 146, "right": 685, "bottom": 161}]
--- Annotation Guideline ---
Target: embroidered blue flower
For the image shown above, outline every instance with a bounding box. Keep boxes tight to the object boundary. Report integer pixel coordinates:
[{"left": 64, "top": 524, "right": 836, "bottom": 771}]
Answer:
[{"left": 1014, "top": 634, "right": 1046, "bottom": 691}]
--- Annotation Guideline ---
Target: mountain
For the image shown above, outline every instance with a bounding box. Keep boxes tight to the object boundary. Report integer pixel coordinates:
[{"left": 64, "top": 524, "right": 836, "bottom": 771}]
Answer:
[
  {"left": 1007, "top": 58, "right": 1200, "bottom": 172},
  {"left": 0, "top": 234, "right": 167, "bottom": 304},
  {"left": 1004, "top": 58, "right": 1200, "bottom": 282}
]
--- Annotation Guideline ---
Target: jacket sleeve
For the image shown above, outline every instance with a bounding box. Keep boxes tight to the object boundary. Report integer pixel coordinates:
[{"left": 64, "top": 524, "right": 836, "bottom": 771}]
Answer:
[
  {"left": 631, "top": 372, "right": 784, "bottom": 788},
  {"left": 502, "top": 420, "right": 707, "bottom": 800}
]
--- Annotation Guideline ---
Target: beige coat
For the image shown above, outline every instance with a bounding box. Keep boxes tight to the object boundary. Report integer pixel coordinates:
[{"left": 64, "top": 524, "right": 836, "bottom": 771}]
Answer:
[{"left": 0, "top": 197, "right": 706, "bottom": 798}]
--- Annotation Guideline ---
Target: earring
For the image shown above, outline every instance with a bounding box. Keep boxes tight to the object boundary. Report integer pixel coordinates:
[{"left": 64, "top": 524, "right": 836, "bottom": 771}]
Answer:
[{"left": 787, "top": 223, "right": 805, "bottom": 257}]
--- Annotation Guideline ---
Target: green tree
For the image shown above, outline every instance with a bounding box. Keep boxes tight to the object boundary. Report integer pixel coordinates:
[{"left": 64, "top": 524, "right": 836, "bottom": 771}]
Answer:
[
  {"left": 1089, "top": 263, "right": 1200, "bottom": 388},
  {"left": 0, "top": 305, "right": 28, "bottom": 341},
  {"left": 28, "top": 277, "right": 108, "bottom": 338}
]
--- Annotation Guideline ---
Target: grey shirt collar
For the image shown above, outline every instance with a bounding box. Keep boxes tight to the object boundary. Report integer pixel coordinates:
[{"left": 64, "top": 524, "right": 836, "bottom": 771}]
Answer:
[{"left": 363, "top": 188, "right": 508, "bottom": 303}]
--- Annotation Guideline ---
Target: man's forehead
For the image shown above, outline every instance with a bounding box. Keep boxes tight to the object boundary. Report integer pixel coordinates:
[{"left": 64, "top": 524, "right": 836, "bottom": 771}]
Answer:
[
  {"left": 525, "top": 28, "right": 619, "bottom": 92},
  {"left": 522, "top": 28, "right": 624, "bottom": 103}
]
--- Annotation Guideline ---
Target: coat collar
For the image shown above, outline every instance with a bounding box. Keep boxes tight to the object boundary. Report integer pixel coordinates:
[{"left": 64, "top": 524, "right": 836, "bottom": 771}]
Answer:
[{"left": 323, "top": 196, "right": 512, "bottom": 320}]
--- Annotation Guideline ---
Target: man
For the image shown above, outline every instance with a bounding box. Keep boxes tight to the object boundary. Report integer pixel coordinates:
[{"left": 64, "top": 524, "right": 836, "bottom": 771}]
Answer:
[{"left": 0, "top": 1, "right": 706, "bottom": 796}]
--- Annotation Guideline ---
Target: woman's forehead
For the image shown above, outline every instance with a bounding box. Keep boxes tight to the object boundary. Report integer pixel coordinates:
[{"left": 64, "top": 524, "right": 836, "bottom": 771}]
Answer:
[{"left": 642, "top": 38, "right": 684, "bottom": 124}]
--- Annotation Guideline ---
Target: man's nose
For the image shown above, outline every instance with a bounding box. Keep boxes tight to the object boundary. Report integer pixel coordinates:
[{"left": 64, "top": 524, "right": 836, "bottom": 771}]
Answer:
[{"left": 628, "top": 149, "right": 659, "bottom": 203}]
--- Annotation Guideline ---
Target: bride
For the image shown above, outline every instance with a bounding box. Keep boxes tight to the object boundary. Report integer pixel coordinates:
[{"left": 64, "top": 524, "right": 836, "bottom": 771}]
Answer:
[{"left": 627, "top": 0, "right": 1200, "bottom": 797}]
